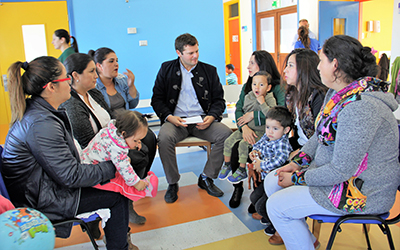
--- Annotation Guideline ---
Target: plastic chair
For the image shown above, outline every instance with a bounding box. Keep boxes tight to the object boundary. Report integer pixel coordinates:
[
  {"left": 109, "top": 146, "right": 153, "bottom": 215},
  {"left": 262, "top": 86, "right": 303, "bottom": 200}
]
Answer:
[
  {"left": 310, "top": 186, "right": 400, "bottom": 250},
  {"left": 0, "top": 145, "right": 101, "bottom": 249},
  {"left": 310, "top": 124, "right": 400, "bottom": 250}
]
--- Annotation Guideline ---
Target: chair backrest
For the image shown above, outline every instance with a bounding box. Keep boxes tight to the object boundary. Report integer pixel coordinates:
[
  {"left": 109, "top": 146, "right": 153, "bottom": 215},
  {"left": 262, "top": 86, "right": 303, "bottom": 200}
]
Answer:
[{"left": 0, "top": 146, "right": 10, "bottom": 200}]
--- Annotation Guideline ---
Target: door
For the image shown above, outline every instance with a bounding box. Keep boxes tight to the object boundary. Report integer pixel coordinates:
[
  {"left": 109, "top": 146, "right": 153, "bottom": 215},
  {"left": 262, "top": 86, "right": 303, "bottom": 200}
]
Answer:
[
  {"left": 0, "top": 1, "right": 70, "bottom": 144},
  {"left": 228, "top": 17, "right": 241, "bottom": 84},
  {"left": 256, "top": 5, "right": 297, "bottom": 72},
  {"left": 224, "top": 1, "right": 241, "bottom": 85},
  {"left": 319, "top": 1, "right": 360, "bottom": 46}
]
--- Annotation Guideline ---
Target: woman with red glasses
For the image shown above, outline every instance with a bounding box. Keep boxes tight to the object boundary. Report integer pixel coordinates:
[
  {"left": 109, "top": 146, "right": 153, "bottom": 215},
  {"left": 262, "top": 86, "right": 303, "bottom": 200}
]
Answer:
[{"left": 2, "top": 56, "right": 132, "bottom": 250}]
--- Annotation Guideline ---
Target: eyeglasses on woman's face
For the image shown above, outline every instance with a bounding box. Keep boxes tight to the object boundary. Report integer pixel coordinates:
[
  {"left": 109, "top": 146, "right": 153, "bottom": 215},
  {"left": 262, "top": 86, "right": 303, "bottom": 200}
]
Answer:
[{"left": 42, "top": 75, "right": 72, "bottom": 89}]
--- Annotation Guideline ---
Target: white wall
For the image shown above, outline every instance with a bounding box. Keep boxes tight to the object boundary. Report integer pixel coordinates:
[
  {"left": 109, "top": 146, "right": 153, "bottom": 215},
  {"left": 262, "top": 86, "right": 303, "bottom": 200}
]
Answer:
[
  {"left": 391, "top": 0, "right": 400, "bottom": 65},
  {"left": 298, "top": 0, "right": 319, "bottom": 39},
  {"left": 225, "top": 0, "right": 320, "bottom": 84},
  {"left": 239, "top": 0, "right": 254, "bottom": 83}
]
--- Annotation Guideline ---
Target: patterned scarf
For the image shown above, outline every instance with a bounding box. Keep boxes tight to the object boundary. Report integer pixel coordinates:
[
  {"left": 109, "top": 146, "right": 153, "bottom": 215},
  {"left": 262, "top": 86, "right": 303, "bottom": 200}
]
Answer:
[{"left": 314, "top": 77, "right": 388, "bottom": 146}]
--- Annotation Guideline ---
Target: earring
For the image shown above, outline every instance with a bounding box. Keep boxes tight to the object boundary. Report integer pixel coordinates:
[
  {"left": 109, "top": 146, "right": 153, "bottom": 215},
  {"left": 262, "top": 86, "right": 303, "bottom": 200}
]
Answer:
[{"left": 76, "top": 80, "right": 79, "bottom": 83}]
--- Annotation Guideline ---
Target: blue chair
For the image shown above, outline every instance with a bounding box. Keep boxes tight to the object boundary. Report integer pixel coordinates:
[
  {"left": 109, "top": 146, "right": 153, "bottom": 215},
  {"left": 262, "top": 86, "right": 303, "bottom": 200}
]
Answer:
[
  {"left": 310, "top": 185, "right": 400, "bottom": 250},
  {"left": 0, "top": 145, "right": 101, "bottom": 249},
  {"left": 310, "top": 124, "right": 400, "bottom": 250}
]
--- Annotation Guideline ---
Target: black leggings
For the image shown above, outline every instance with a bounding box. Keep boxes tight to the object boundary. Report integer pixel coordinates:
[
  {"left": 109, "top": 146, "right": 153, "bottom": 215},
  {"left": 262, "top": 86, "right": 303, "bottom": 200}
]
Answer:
[
  {"left": 128, "top": 128, "right": 157, "bottom": 179},
  {"left": 77, "top": 187, "right": 129, "bottom": 250}
]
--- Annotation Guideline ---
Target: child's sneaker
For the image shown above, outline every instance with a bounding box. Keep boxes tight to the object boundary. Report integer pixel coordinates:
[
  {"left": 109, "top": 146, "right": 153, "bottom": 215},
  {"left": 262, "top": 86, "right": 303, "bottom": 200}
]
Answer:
[
  {"left": 218, "top": 164, "right": 232, "bottom": 180},
  {"left": 227, "top": 167, "right": 247, "bottom": 184},
  {"left": 143, "top": 171, "right": 159, "bottom": 198}
]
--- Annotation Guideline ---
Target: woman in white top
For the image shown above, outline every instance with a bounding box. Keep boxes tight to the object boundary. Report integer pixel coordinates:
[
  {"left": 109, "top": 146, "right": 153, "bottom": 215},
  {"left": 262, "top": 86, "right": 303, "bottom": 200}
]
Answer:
[
  {"left": 60, "top": 53, "right": 149, "bottom": 227},
  {"left": 61, "top": 53, "right": 112, "bottom": 148}
]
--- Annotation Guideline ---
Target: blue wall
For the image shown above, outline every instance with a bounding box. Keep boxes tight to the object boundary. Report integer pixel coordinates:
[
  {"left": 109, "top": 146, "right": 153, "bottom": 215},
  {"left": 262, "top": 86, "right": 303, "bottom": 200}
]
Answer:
[
  {"left": 319, "top": 1, "right": 359, "bottom": 47},
  {"left": 71, "top": 0, "right": 225, "bottom": 100}
]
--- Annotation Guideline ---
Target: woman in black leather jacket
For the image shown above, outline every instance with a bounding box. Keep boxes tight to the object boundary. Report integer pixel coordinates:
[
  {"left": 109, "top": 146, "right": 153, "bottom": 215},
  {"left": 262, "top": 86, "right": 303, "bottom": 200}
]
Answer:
[{"left": 2, "top": 56, "right": 132, "bottom": 249}]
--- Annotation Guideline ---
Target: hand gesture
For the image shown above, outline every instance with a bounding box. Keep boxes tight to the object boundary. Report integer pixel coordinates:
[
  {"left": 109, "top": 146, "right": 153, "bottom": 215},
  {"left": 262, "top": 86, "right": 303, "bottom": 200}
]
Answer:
[
  {"left": 277, "top": 171, "right": 294, "bottom": 188},
  {"left": 167, "top": 115, "right": 188, "bottom": 127},
  {"left": 124, "top": 68, "right": 135, "bottom": 88},
  {"left": 275, "top": 162, "right": 301, "bottom": 175},
  {"left": 256, "top": 95, "right": 265, "bottom": 105},
  {"left": 134, "top": 180, "right": 149, "bottom": 191},
  {"left": 241, "top": 125, "right": 257, "bottom": 145},
  {"left": 253, "top": 159, "right": 262, "bottom": 173},
  {"left": 196, "top": 116, "right": 215, "bottom": 130},
  {"left": 237, "top": 112, "right": 254, "bottom": 127},
  {"left": 136, "top": 141, "right": 142, "bottom": 151},
  {"left": 247, "top": 164, "right": 261, "bottom": 189},
  {"left": 249, "top": 150, "right": 261, "bottom": 162}
]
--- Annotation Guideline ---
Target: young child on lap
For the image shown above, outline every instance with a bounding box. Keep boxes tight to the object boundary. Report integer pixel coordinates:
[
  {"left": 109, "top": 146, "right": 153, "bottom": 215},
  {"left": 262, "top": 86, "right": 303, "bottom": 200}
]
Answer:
[
  {"left": 249, "top": 106, "right": 292, "bottom": 236},
  {"left": 81, "top": 110, "right": 158, "bottom": 201},
  {"left": 219, "top": 71, "right": 277, "bottom": 183}
]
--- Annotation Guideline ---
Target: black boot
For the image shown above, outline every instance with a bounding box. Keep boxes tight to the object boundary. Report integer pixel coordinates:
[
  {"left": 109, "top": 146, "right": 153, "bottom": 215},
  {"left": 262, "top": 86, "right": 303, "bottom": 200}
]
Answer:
[{"left": 229, "top": 182, "right": 244, "bottom": 208}]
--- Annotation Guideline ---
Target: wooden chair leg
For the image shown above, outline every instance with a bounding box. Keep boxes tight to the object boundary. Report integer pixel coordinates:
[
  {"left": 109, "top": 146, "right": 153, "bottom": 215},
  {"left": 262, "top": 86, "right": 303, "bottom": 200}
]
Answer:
[
  {"left": 206, "top": 142, "right": 211, "bottom": 159},
  {"left": 312, "top": 219, "right": 322, "bottom": 240}
]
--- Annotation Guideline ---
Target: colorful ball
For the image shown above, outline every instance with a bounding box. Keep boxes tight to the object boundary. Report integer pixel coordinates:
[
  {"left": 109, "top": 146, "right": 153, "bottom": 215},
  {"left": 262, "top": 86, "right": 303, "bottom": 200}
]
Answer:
[{"left": 0, "top": 207, "right": 55, "bottom": 250}]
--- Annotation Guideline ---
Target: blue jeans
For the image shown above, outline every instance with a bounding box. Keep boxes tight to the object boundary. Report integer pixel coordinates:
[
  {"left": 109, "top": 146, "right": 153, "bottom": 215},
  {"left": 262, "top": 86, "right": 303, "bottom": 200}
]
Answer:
[
  {"left": 264, "top": 169, "right": 340, "bottom": 250},
  {"left": 77, "top": 187, "right": 130, "bottom": 250}
]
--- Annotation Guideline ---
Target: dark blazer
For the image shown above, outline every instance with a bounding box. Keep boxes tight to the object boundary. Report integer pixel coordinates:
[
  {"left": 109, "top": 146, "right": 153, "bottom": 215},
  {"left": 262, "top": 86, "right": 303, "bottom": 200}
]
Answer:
[
  {"left": 151, "top": 58, "right": 225, "bottom": 123},
  {"left": 2, "top": 96, "right": 115, "bottom": 237}
]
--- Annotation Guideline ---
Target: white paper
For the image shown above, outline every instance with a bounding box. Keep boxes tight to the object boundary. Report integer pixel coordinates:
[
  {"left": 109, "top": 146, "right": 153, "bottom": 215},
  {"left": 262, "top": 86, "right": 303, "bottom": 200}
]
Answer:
[{"left": 182, "top": 116, "right": 203, "bottom": 124}]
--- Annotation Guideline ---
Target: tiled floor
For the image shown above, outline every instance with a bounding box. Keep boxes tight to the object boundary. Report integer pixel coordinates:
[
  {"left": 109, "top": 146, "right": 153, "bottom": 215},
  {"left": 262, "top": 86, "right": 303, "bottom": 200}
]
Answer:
[{"left": 55, "top": 131, "right": 400, "bottom": 250}]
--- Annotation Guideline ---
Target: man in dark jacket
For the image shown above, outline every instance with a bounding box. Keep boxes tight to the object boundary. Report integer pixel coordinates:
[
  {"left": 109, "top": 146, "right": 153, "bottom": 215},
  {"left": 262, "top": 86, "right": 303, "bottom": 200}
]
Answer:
[{"left": 151, "top": 33, "right": 232, "bottom": 203}]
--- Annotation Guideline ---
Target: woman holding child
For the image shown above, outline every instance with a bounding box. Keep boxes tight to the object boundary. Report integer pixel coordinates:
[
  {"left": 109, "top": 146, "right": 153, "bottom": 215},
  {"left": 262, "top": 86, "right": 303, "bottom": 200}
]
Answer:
[
  {"left": 227, "top": 50, "right": 285, "bottom": 209},
  {"left": 61, "top": 52, "right": 154, "bottom": 226},
  {"left": 265, "top": 35, "right": 400, "bottom": 249},
  {"left": 2, "top": 56, "right": 131, "bottom": 249},
  {"left": 89, "top": 48, "right": 157, "bottom": 186}
]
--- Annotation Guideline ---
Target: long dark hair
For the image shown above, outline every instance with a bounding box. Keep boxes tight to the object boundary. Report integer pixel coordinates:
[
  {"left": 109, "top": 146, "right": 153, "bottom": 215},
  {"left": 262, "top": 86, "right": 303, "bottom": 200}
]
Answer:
[
  {"left": 298, "top": 26, "right": 310, "bottom": 49},
  {"left": 377, "top": 53, "right": 389, "bottom": 81},
  {"left": 7, "top": 56, "right": 63, "bottom": 124},
  {"left": 54, "top": 29, "right": 79, "bottom": 53},
  {"left": 244, "top": 50, "right": 281, "bottom": 94},
  {"left": 322, "top": 35, "right": 378, "bottom": 83},
  {"left": 88, "top": 47, "right": 115, "bottom": 65},
  {"left": 64, "top": 53, "right": 94, "bottom": 86},
  {"left": 284, "top": 49, "right": 327, "bottom": 118}
]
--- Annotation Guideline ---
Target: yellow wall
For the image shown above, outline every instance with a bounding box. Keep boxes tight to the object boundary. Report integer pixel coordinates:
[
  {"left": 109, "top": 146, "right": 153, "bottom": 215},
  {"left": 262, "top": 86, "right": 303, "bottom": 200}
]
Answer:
[
  {"left": 0, "top": 1, "right": 69, "bottom": 144},
  {"left": 360, "top": 0, "right": 394, "bottom": 59}
]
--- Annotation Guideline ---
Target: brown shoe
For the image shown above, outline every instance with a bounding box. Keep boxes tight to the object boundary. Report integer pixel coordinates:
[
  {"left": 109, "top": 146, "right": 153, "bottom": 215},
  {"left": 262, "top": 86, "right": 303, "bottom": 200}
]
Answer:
[
  {"left": 314, "top": 239, "right": 321, "bottom": 249},
  {"left": 268, "top": 234, "right": 284, "bottom": 245},
  {"left": 252, "top": 212, "right": 263, "bottom": 220}
]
